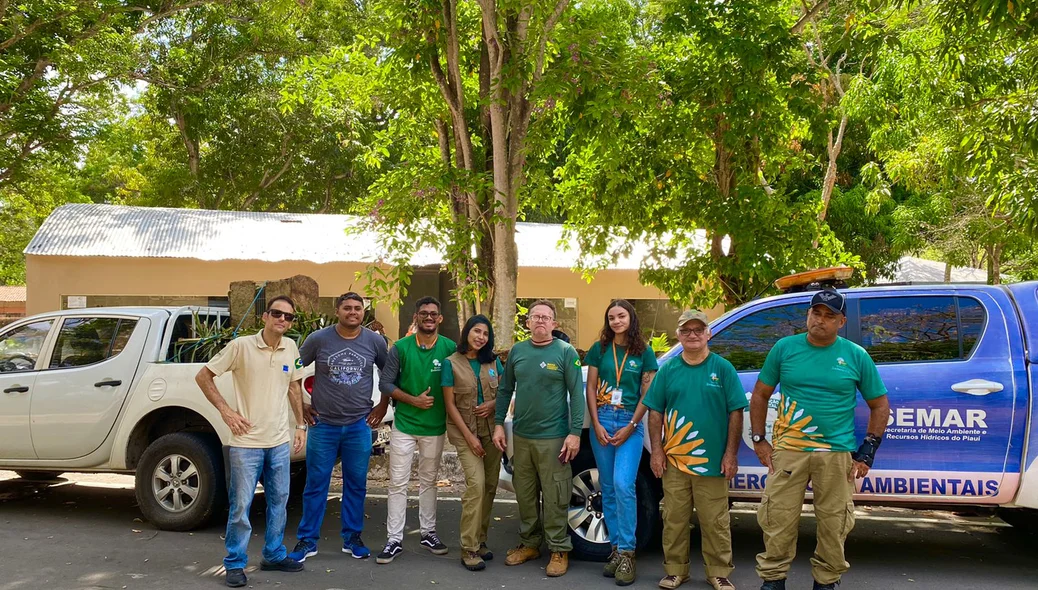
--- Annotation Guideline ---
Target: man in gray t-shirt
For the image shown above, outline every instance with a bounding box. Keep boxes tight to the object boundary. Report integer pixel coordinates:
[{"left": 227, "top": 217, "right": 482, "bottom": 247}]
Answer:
[{"left": 289, "top": 292, "right": 389, "bottom": 562}]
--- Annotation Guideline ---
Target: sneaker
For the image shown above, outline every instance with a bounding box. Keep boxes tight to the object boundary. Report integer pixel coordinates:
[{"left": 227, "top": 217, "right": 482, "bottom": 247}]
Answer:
[
  {"left": 260, "top": 557, "right": 304, "bottom": 572},
  {"left": 760, "top": 580, "right": 786, "bottom": 590},
  {"left": 462, "top": 550, "right": 486, "bottom": 571},
  {"left": 812, "top": 582, "right": 839, "bottom": 590},
  {"left": 545, "top": 551, "right": 569, "bottom": 577},
  {"left": 420, "top": 531, "right": 449, "bottom": 555},
  {"left": 614, "top": 551, "right": 636, "bottom": 586},
  {"left": 708, "top": 577, "right": 736, "bottom": 590},
  {"left": 287, "top": 539, "right": 318, "bottom": 562},
  {"left": 504, "top": 544, "right": 541, "bottom": 566},
  {"left": 376, "top": 540, "right": 403, "bottom": 564},
  {"left": 603, "top": 546, "right": 620, "bottom": 578},
  {"left": 478, "top": 542, "right": 494, "bottom": 561},
  {"left": 225, "top": 568, "right": 247, "bottom": 588},
  {"left": 658, "top": 575, "right": 690, "bottom": 589},
  {"left": 342, "top": 534, "right": 370, "bottom": 559}
]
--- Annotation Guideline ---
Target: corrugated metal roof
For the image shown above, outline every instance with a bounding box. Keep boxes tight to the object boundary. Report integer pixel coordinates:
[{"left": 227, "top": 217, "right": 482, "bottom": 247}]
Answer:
[
  {"left": 0, "top": 285, "right": 26, "bottom": 302},
  {"left": 24, "top": 204, "right": 658, "bottom": 270}
]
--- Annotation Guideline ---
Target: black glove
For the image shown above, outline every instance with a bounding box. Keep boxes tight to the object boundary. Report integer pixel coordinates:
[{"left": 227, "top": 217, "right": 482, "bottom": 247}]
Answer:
[{"left": 851, "top": 434, "right": 882, "bottom": 467}]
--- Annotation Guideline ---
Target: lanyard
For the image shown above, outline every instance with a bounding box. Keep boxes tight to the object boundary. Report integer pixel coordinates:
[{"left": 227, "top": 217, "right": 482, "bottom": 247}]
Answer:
[{"left": 612, "top": 343, "right": 630, "bottom": 388}]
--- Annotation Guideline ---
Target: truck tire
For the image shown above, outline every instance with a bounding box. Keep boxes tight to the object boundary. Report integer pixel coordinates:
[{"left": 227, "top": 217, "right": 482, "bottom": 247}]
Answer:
[
  {"left": 135, "top": 433, "right": 225, "bottom": 531},
  {"left": 997, "top": 508, "right": 1038, "bottom": 533},
  {"left": 568, "top": 445, "right": 662, "bottom": 561},
  {"left": 14, "top": 470, "right": 64, "bottom": 481}
]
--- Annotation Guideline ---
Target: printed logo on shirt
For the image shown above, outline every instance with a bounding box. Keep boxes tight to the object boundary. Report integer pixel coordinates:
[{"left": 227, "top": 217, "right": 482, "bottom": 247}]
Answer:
[
  {"left": 573, "top": 358, "right": 580, "bottom": 368},
  {"left": 283, "top": 365, "right": 289, "bottom": 373},
  {"left": 328, "top": 347, "right": 367, "bottom": 386},
  {"left": 294, "top": 357, "right": 303, "bottom": 370},
  {"left": 489, "top": 368, "right": 497, "bottom": 377},
  {"left": 432, "top": 359, "right": 443, "bottom": 372},
  {"left": 833, "top": 356, "right": 851, "bottom": 374},
  {"left": 707, "top": 372, "right": 721, "bottom": 387},
  {"left": 541, "top": 361, "right": 559, "bottom": 371}
]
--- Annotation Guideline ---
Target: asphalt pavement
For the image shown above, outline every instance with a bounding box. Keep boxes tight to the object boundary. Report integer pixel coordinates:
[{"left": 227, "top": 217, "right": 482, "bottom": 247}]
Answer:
[{"left": 0, "top": 471, "right": 1035, "bottom": 590}]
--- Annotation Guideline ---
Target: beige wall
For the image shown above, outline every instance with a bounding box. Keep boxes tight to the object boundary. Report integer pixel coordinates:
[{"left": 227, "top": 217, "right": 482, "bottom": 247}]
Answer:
[{"left": 26, "top": 256, "right": 723, "bottom": 348}]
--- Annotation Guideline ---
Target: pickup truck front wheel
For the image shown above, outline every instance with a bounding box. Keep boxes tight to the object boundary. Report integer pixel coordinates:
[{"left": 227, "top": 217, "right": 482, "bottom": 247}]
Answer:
[{"left": 135, "top": 433, "right": 226, "bottom": 531}]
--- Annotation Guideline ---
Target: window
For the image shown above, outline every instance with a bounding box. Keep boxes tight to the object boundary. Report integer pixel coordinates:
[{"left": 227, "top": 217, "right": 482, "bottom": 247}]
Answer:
[
  {"left": 0, "top": 320, "right": 53, "bottom": 373},
  {"left": 49, "top": 317, "right": 138, "bottom": 369},
  {"left": 859, "top": 296, "right": 983, "bottom": 363},
  {"left": 711, "top": 303, "right": 810, "bottom": 371}
]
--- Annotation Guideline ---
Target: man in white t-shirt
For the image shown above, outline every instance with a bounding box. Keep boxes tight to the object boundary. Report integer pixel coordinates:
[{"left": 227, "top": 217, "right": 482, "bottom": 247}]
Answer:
[{"left": 196, "top": 296, "right": 307, "bottom": 588}]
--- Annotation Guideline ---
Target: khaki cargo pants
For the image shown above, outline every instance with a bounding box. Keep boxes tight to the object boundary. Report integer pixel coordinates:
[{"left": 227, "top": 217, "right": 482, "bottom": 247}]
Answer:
[
  {"left": 662, "top": 467, "right": 734, "bottom": 579},
  {"left": 448, "top": 424, "right": 502, "bottom": 553},
  {"left": 756, "top": 450, "right": 856, "bottom": 585},
  {"left": 512, "top": 435, "right": 573, "bottom": 552}
]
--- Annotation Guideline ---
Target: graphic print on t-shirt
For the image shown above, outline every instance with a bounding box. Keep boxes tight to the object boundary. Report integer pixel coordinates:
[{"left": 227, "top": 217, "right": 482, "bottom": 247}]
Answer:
[{"left": 328, "top": 347, "right": 367, "bottom": 386}]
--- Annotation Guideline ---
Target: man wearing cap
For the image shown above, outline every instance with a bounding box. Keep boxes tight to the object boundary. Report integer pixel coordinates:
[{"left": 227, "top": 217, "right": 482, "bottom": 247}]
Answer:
[
  {"left": 750, "top": 288, "right": 890, "bottom": 590},
  {"left": 639, "top": 310, "right": 746, "bottom": 590}
]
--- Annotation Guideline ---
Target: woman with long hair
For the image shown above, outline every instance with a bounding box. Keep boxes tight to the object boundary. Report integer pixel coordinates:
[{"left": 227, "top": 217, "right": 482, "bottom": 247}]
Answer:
[
  {"left": 442, "top": 314, "right": 505, "bottom": 571},
  {"left": 584, "top": 299, "right": 659, "bottom": 586}
]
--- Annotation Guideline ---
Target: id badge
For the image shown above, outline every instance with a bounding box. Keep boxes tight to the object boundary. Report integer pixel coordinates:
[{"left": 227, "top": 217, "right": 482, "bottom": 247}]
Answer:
[{"left": 610, "top": 387, "right": 623, "bottom": 406}]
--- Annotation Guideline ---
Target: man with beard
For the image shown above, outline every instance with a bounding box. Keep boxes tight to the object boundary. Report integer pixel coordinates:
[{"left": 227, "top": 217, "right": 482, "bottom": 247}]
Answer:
[
  {"left": 287, "top": 292, "right": 388, "bottom": 562},
  {"left": 377, "top": 296, "right": 457, "bottom": 564}
]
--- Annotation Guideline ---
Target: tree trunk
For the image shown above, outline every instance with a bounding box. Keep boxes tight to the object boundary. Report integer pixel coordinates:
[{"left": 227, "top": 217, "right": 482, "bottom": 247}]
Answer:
[{"left": 944, "top": 261, "right": 952, "bottom": 283}]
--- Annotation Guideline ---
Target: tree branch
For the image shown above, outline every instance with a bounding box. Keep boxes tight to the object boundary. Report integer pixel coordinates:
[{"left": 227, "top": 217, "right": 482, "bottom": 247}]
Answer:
[
  {"left": 791, "top": 0, "right": 828, "bottom": 35},
  {"left": 534, "top": 0, "right": 570, "bottom": 82}
]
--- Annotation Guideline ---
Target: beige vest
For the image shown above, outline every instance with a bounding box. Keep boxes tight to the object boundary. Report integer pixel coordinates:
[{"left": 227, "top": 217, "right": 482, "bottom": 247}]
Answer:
[{"left": 446, "top": 352, "right": 498, "bottom": 437}]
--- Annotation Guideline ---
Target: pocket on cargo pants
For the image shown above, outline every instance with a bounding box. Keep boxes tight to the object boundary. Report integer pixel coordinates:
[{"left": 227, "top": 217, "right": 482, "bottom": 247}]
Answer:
[{"left": 552, "top": 470, "right": 571, "bottom": 510}]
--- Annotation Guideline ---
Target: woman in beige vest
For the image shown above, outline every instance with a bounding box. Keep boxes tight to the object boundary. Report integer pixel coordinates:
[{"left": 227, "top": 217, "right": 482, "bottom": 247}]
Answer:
[{"left": 442, "top": 314, "right": 504, "bottom": 571}]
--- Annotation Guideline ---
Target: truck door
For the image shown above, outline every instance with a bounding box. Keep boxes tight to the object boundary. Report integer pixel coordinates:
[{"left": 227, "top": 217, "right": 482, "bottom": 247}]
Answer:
[
  {"left": 0, "top": 319, "right": 54, "bottom": 458},
  {"left": 30, "top": 315, "right": 149, "bottom": 460},
  {"left": 851, "top": 292, "right": 1016, "bottom": 503}
]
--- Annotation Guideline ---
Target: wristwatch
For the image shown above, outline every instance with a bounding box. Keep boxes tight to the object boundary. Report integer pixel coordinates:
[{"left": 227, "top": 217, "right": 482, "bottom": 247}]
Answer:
[
  {"left": 295, "top": 424, "right": 308, "bottom": 431},
  {"left": 751, "top": 433, "right": 766, "bottom": 444}
]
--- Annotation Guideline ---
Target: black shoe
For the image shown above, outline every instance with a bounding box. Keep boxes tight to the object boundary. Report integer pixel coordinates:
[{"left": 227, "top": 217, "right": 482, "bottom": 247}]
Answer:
[
  {"left": 420, "top": 531, "right": 449, "bottom": 555},
  {"left": 225, "top": 568, "right": 247, "bottom": 588},
  {"left": 260, "top": 556, "right": 304, "bottom": 572},
  {"left": 760, "top": 580, "right": 786, "bottom": 590},
  {"left": 377, "top": 540, "right": 404, "bottom": 564},
  {"left": 813, "top": 582, "right": 839, "bottom": 590},
  {"left": 478, "top": 542, "right": 493, "bottom": 561}
]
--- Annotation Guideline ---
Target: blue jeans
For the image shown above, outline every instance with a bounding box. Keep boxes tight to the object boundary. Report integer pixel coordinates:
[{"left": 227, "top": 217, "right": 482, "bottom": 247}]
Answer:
[
  {"left": 590, "top": 405, "right": 644, "bottom": 552},
  {"left": 224, "top": 443, "right": 291, "bottom": 570},
  {"left": 296, "top": 419, "right": 372, "bottom": 543}
]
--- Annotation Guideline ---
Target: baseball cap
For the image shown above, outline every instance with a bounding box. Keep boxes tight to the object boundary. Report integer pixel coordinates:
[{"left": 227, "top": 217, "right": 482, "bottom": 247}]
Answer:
[
  {"left": 677, "top": 310, "right": 709, "bottom": 328},
  {"left": 810, "top": 288, "right": 846, "bottom": 315}
]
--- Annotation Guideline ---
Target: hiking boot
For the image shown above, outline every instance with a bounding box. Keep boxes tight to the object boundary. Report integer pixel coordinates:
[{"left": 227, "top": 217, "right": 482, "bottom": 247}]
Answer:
[
  {"left": 225, "top": 569, "right": 247, "bottom": 588},
  {"left": 546, "top": 552, "right": 569, "bottom": 577},
  {"left": 342, "top": 534, "right": 371, "bottom": 559},
  {"left": 760, "top": 580, "right": 786, "bottom": 590},
  {"left": 504, "top": 544, "right": 540, "bottom": 566},
  {"left": 478, "top": 542, "right": 494, "bottom": 560},
  {"left": 658, "top": 574, "right": 690, "bottom": 589},
  {"left": 462, "top": 550, "right": 486, "bottom": 571},
  {"left": 708, "top": 576, "right": 736, "bottom": 590},
  {"left": 260, "top": 557, "right": 304, "bottom": 572},
  {"left": 603, "top": 546, "right": 620, "bottom": 578},
  {"left": 376, "top": 540, "right": 403, "bottom": 564},
  {"left": 812, "top": 582, "right": 840, "bottom": 590},
  {"left": 287, "top": 539, "right": 318, "bottom": 562},
  {"left": 420, "top": 531, "right": 449, "bottom": 555},
  {"left": 614, "top": 551, "right": 636, "bottom": 586}
]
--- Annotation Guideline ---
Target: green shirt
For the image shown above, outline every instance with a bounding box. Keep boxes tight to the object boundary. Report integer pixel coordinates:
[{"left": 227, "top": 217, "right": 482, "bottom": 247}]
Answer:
[
  {"left": 584, "top": 342, "right": 659, "bottom": 409},
  {"left": 758, "top": 334, "right": 887, "bottom": 453},
  {"left": 441, "top": 357, "right": 504, "bottom": 405},
  {"left": 495, "top": 338, "right": 585, "bottom": 439},
  {"left": 387, "top": 335, "right": 457, "bottom": 436},
  {"left": 643, "top": 353, "right": 747, "bottom": 477}
]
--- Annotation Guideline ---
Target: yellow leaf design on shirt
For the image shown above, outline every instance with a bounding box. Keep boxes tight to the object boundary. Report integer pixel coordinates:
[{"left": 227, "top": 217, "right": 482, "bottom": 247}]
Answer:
[
  {"left": 772, "top": 397, "right": 831, "bottom": 451},
  {"left": 663, "top": 410, "right": 710, "bottom": 475}
]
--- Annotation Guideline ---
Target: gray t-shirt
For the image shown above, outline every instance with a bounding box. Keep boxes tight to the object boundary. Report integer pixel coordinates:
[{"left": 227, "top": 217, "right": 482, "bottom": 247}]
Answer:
[{"left": 299, "top": 326, "right": 388, "bottom": 426}]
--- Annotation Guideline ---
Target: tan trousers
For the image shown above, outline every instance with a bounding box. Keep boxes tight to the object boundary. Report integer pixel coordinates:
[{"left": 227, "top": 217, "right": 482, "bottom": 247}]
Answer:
[
  {"left": 448, "top": 424, "right": 502, "bottom": 552},
  {"left": 756, "top": 450, "right": 856, "bottom": 585},
  {"left": 662, "top": 468, "right": 734, "bottom": 579}
]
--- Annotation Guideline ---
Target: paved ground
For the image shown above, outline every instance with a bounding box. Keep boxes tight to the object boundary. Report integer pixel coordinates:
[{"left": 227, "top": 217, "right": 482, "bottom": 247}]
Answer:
[{"left": 1, "top": 471, "right": 1036, "bottom": 590}]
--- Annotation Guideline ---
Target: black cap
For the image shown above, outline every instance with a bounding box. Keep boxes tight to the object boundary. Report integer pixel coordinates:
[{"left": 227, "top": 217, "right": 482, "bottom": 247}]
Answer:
[{"left": 810, "top": 288, "right": 846, "bottom": 315}]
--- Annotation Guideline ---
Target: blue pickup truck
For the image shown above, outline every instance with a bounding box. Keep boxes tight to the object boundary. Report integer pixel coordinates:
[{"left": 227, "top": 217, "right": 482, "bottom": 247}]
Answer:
[{"left": 500, "top": 280, "right": 1038, "bottom": 560}]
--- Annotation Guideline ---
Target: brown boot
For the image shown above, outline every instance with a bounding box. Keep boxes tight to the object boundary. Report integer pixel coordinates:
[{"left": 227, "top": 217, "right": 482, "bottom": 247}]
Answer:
[
  {"left": 461, "top": 550, "right": 486, "bottom": 571},
  {"left": 504, "top": 545, "right": 540, "bottom": 566},
  {"left": 546, "top": 552, "right": 569, "bottom": 577},
  {"left": 603, "top": 546, "right": 620, "bottom": 578}
]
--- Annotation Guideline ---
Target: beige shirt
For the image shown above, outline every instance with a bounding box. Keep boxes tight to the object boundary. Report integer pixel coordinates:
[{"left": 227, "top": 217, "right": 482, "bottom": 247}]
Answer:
[{"left": 207, "top": 331, "right": 301, "bottom": 448}]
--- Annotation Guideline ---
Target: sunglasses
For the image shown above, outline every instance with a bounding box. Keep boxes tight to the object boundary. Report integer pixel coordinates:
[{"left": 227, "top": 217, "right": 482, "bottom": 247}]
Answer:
[
  {"left": 677, "top": 326, "right": 707, "bottom": 337},
  {"left": 267, "top": 309, "right": 296, "bottom": 322}
]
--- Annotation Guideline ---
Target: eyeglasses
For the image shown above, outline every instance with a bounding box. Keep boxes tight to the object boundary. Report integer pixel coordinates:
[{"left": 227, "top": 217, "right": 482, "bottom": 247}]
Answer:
[
  {"left": 677, "top": 326, "right": 707, "bottom": 337},
  {"left": 417, "top": 311, "right": 440, "bottom": 318},
  {"left": 529, "top": 314, "right": 555, "bottom": 323},
  {"left": 267, "top": 309, "right": 296, "bottom": 322}
]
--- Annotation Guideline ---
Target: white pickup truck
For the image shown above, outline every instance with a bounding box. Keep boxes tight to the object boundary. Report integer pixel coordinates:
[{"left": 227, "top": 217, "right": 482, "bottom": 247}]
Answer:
[{"left": 0, "top": 306, "right": 387, "bottom": 531}]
